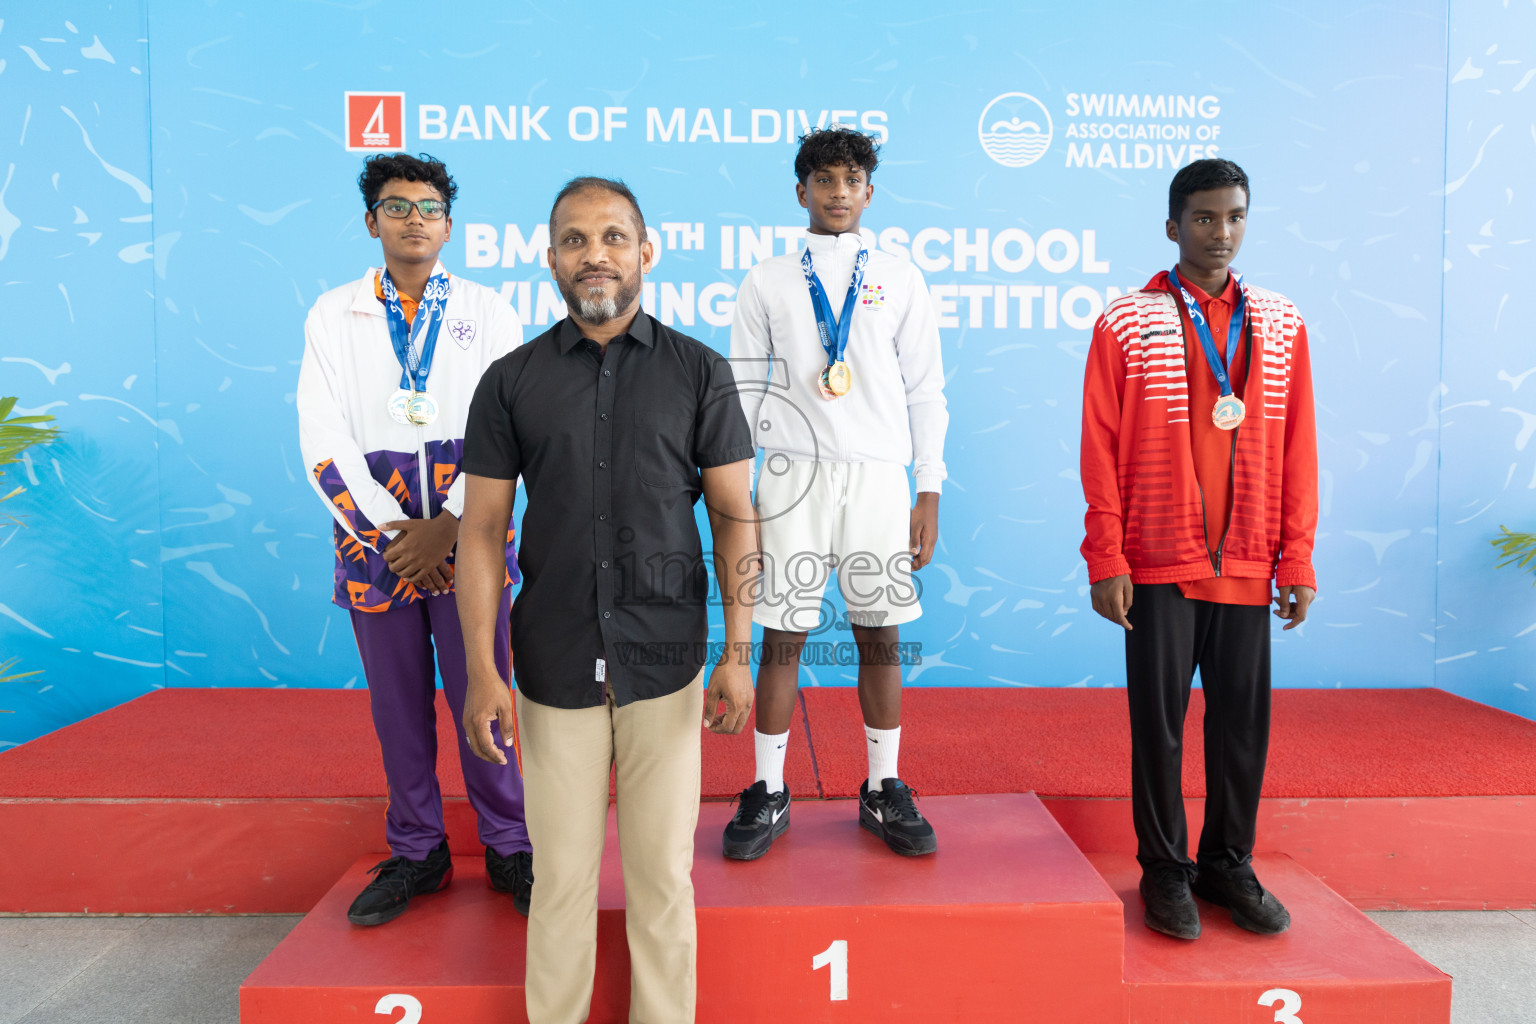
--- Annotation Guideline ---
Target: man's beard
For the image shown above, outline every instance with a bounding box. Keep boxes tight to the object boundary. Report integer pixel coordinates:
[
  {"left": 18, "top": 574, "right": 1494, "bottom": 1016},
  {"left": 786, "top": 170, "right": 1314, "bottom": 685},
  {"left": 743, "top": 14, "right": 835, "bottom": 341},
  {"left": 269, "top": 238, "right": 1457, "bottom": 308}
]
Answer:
[{"left": 559, "top": 275, "right": 639, "bottom": 325}]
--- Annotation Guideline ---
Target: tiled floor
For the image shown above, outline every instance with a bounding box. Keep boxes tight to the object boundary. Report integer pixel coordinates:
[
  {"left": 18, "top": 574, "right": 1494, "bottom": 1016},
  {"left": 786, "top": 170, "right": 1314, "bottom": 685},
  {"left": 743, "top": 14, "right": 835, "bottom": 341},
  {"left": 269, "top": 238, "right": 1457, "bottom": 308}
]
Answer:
[
  {"left": 1, "top": 911, "right": 1533, "bottom": 1023},
  {"left": 1365, "top": 910, "right": 1536, "bottom": 1024},
  {"left": 0, "top": 917, "right": 298, "bottom": 1024}
]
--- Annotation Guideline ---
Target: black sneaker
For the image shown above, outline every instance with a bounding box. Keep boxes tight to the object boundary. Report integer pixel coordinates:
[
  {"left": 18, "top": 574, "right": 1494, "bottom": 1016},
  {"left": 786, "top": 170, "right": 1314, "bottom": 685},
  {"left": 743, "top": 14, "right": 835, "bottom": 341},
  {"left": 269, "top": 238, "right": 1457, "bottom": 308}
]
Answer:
[
  {"left": 858, "top": 778, "right": 937, "bottom": 856},
  {"left": 485, "top": 847, "right": 533, "bottom": 917},
  {"left": 1139, "top": 864, "right": 1201, "bottom": 940},
  {"left": 347, "top": 839, "right": 452, "bottom": 927},
  {"left": 1193, "top": 862, "right": 1291, "bottom": 935},
  {"left": 722, "top": 780, "right": 790, "bottom": 860}
]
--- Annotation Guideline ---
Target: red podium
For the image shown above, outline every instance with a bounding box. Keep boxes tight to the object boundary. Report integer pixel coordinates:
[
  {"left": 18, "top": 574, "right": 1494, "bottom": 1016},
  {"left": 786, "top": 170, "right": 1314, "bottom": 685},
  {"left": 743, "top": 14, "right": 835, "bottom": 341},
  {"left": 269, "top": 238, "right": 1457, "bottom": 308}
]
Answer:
[
  {"left": 1096, "top": 854, "right": 1450, "bottom": 1023},
  {"left": 241, "top": 794, "right": 1126, "bottom": 1023},
  {"left": 240, "top": 794, "right": 1450, "bottom": 1023}
]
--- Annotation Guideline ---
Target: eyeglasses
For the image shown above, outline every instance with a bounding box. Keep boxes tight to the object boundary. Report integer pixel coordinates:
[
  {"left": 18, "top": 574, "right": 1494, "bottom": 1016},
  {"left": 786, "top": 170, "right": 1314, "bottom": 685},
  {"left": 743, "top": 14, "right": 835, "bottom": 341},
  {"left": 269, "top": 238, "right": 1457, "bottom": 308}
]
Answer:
[{"left": 372, "top": 197, "right": 448, "bottom": 220}]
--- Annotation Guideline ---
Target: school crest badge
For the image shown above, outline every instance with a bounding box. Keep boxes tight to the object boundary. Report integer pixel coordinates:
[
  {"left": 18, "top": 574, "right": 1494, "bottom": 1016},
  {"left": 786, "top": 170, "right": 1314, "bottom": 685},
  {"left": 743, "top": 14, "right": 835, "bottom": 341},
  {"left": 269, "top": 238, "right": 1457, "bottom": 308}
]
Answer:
[{"left": 446, "top": 319, "right": 478, "bottom": 349}]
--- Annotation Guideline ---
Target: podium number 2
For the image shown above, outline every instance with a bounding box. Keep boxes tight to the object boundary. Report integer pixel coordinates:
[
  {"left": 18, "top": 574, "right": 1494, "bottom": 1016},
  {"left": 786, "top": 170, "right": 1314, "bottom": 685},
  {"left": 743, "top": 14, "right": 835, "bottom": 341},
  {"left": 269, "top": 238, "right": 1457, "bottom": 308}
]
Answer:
[
  {"left": 1258, "top": 988, "right": 1302, "bottom": 1024},
  {"left": 376, "top": 994, "right": 423, "bottom": 1024},
  {"left": 812, "top": 939, "right": 849, "bottom": 1001}
]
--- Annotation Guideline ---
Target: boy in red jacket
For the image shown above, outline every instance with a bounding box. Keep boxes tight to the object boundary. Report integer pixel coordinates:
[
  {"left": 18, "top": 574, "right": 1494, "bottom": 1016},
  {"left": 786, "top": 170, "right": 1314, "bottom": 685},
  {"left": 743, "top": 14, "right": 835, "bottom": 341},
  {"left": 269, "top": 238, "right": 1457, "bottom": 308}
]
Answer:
[{"left": 1080, "top": 159, "right": 1317, "bottom": 940}]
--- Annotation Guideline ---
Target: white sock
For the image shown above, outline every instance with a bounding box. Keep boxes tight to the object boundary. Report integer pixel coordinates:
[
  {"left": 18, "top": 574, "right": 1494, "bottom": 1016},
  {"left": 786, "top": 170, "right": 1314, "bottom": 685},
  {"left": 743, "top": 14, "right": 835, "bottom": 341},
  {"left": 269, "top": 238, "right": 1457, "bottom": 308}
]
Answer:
[
  {"left": 754, "top": 729, "right": 790, "bottom": 794},
  {"left": 865, "top": 725, "right": 901, "bottom": 791}
]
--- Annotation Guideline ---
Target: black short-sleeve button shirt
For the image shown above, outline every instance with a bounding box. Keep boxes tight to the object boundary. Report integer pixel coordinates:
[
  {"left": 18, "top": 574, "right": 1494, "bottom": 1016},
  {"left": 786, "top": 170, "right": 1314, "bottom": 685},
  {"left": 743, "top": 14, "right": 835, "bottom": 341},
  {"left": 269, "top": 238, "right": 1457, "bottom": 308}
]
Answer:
[{"left": 463, "top": 313, "right": 755, "bottom": 709}]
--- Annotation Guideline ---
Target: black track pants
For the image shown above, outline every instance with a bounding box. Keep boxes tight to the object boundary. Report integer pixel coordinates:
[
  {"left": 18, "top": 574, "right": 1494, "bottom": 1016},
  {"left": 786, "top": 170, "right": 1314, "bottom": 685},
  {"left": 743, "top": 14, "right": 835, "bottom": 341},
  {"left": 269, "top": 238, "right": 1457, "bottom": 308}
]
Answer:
[{"left": 1124, "top": 583, "right": 1271, "bottom": 875}]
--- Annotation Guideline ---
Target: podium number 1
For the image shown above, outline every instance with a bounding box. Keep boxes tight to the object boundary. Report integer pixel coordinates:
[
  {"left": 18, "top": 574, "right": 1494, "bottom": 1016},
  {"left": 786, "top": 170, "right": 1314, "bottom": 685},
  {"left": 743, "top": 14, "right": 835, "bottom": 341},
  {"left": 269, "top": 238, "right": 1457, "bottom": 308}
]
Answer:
[
  {"left": 1258, "top": 988, "right": 1302, "bottom": 1024},
  {"left": 376, "top": 994, "right": 423, "bottom": 1024},
  {"left": 812, "top": 939, "right": 849, "bottom": 1001}
]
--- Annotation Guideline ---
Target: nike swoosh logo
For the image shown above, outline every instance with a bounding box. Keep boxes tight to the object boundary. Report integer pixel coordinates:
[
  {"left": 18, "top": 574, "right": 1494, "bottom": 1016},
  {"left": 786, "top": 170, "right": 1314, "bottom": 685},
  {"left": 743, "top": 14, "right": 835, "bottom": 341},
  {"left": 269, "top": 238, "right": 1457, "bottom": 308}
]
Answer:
[{"left": 771, "top": 803, "right": 788, "bottom": 824}]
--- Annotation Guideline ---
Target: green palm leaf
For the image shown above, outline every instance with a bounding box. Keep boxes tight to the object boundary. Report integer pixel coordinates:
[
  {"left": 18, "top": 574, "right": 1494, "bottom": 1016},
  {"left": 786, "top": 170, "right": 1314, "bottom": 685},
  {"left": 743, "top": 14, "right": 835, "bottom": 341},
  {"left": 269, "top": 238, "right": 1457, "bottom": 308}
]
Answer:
[
  {"left": 0, "top": 656, "right": 42, "bottom": 683},
  {"left": 0, "top": 396, "right": 63, "bottom": 503},
  {"left": 1492, "top": 526, "right": 1536, "bottom": 583}
]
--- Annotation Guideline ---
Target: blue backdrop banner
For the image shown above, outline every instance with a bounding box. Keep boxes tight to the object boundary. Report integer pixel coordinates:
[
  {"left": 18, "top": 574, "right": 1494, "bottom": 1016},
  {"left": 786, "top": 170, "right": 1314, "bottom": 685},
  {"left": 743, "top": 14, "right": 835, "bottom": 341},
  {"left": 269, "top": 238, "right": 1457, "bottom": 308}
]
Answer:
[{"left": 3, "top": 1, "right": 1534, "bottom": 747}]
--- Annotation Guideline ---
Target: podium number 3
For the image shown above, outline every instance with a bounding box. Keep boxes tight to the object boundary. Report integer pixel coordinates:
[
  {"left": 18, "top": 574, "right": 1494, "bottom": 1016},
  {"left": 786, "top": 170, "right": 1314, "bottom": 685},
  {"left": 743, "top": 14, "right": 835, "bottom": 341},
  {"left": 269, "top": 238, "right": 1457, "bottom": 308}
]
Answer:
[
  {"left": 1259, "top": 988, "right": 1302, "bottom": 1024},
  {"left": 812, "top": 939, "right": 849, "bottom": 1001},
  {"left": 376, "top": 994, "right": 423, "bottom": 1024}
]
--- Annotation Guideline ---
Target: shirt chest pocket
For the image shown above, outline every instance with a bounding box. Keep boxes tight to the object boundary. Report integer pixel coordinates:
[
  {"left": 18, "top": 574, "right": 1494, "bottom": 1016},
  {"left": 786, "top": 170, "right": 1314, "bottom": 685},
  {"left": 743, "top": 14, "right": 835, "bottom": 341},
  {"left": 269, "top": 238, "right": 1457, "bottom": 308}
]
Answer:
[{"left": 632, "top": 410, "right": 695, "bottom": 488}]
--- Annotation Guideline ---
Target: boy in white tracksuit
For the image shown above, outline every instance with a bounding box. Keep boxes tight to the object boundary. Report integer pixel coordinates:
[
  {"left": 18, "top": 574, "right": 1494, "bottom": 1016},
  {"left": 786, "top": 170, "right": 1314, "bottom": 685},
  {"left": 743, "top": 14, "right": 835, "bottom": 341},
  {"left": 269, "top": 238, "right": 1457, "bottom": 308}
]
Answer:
[
  {"left": 723, "top": 127, "right": 949, "bottom": 860},
  {"left": 297, "top": 153, "right": 530, "bottom": 926}
]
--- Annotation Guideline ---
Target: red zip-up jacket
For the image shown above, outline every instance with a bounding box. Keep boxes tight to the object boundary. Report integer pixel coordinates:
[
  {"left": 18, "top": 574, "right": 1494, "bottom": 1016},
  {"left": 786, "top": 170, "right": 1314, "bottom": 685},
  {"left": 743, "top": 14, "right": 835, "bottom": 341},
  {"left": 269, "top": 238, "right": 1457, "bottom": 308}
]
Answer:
[{"left": 1079, "top": 271, "right": 1318, "bottom": 590}]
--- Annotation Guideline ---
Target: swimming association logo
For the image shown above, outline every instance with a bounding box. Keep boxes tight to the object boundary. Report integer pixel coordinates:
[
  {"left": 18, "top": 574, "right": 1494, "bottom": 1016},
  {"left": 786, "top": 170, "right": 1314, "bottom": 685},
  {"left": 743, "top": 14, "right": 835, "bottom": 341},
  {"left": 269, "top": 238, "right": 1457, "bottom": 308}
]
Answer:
[
  {"left": 978, "top": 93, "right": 1053, "bottom": 168},
  {"left": 344, "top": 92, "right": 405, "bottom": 152}
]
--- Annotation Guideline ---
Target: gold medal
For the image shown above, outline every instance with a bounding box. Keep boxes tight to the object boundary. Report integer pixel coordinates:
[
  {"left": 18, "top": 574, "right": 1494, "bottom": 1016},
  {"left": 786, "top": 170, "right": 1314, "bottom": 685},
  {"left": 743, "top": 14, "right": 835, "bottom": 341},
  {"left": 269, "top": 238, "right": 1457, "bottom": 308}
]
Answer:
[
  {"left": 406, "top": 391, "right": 439, "bottom": 426},
  {"left": 825, "top": 360, "right": 852, "bottom": 396},
  {"left": 818, "top": 361, "right": 853, "bottom": 400}
]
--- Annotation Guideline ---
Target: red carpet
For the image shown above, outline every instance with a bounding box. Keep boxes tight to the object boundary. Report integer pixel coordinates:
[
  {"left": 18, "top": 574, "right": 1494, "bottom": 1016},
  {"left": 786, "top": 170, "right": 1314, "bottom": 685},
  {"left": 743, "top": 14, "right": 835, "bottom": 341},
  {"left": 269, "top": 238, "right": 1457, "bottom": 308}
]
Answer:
[
  {"left": 3, "top": 687, "right": 1532, "bottom": 801},
  {"left": 2, "top": 686, "right": 1533, "bottom": 914},
  {"left": 0, "top": 687, "right": 814, "bottom": 801},
  {"left": 793, "top": 686, "right": 1536, "bottom": 799}
]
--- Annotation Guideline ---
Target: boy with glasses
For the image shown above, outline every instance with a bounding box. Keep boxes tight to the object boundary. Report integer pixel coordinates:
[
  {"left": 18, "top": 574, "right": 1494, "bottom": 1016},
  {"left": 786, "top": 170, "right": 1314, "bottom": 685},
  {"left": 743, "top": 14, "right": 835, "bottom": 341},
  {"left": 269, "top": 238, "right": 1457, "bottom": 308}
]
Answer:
[{"left": 297, "top": 152, "right": 532, "bottom": 925}]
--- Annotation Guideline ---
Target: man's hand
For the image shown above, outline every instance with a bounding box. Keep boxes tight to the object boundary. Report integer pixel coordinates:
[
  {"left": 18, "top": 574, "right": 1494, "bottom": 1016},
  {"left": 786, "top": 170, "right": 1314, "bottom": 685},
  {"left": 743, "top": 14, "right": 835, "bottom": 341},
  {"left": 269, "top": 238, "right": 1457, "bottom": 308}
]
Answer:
[
  {"left": 701, "top": 459, "right": 756, "bottom": 733},
  {"left": 909, "top": 491, "right": 939, "bottom": 570},
  {"left": 1091, "top": 574, "right": 1134, "bottom": 630},
  {"left": 462, "top": 667, "right": 515, "bottom": 765},
  {"left": 1273, "top": 585, "right": 1315, "bottom": 630},
  {"left": 380, "top": 513, "right": 460, "bottom": 594},
  {"left": 703, "top": 658, "right": 753, "bottom": 735}
]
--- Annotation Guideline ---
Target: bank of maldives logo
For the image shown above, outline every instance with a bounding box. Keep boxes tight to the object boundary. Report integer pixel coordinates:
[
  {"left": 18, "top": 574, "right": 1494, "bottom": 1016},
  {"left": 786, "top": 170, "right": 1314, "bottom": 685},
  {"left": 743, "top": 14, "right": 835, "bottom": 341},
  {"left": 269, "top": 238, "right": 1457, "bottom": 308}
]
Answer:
[
  {"left": 345, "top": 92, "right": 405, "bottom": 152},
  {"left": 978, "top": 93, "right": 1052, "bottom": 168}
]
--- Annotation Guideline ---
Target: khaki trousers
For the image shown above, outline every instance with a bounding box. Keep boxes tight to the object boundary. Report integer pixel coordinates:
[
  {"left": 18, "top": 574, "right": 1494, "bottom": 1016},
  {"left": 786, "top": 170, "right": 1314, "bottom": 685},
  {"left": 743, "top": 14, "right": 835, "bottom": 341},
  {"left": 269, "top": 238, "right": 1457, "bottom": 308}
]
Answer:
[{"left": 517, "top": 673, "right": 703, "bottom": 1024}]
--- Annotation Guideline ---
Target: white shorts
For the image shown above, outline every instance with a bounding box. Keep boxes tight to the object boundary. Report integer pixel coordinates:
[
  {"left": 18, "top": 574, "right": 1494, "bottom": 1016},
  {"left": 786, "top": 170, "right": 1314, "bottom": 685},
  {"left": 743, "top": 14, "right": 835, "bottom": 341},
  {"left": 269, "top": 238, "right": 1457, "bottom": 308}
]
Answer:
[{"left": 752, "top": 458, "right": 921, "bottom": 632}]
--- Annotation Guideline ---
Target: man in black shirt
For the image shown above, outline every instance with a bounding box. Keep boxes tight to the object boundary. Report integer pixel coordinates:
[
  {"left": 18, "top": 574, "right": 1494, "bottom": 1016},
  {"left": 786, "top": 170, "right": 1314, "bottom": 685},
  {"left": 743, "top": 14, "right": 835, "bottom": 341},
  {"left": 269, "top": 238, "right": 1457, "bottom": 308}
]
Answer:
[{"left": 457, "top": 177, "right": 757, "bottom": 1024}]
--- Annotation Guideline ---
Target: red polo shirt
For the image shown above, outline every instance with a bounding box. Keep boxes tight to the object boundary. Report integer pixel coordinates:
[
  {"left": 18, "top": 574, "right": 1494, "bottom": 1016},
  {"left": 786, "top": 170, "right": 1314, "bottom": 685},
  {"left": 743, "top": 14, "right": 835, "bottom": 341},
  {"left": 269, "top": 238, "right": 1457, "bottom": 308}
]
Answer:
[{"left": 1174, "top": 273, "right": 1272, "bottom": 607}]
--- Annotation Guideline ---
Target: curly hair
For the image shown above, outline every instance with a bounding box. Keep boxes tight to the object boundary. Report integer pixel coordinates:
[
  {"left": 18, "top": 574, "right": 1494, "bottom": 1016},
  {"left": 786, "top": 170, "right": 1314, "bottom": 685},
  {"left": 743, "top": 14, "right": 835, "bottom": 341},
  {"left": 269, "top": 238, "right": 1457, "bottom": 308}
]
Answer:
[
  {"left": 1168, "top": 158, "right": 1249, "bottom": 222},
  {"left": 793, "top": 127, "right": 881, "bottom": 184},
  {"left": 358, "top": 153, "right": 458, "bottom": 213}
]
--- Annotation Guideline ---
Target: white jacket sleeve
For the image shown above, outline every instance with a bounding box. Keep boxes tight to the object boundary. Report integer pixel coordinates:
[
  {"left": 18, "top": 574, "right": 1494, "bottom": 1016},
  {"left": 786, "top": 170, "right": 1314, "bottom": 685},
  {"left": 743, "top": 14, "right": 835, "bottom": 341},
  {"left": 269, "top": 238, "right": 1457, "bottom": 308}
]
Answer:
[
  {"left": 728, "top": 267, "right": 774, "bottom": 451},
  {"left": 442, "top": 294, "right": 523, "bottom": 519},
  {"left": 297, "top": 306, "right": 409, "bottom": 548},
  {"left": 895, "top": 264, "right": 949, "bottom": 493}
]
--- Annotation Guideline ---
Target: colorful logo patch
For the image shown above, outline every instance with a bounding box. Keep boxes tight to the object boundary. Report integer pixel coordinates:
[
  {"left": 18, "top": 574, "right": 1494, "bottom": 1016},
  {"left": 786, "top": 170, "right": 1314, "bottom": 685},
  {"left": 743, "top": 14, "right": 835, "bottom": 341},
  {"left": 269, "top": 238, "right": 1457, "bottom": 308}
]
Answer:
[
  {"left": 344, "top": 92, "right": 405, "bottom": 152},
  {"left": 860, "top": 283, "right": 886, "bottom": 309}
]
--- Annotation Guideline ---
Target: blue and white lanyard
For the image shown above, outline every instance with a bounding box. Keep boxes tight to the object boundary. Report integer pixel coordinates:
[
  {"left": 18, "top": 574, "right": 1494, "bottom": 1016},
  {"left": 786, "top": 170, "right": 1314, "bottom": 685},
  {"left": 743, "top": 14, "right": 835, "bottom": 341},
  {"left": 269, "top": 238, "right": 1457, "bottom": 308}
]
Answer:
[
  {"left": 801, "top": 245, "right": 868, "bottom": 369},
  {"left": 380, "top": 269, "right": 451, "bottom": 392},
  {"left": 1168, "top": 266, "right": 1247, "bottom": 398}
]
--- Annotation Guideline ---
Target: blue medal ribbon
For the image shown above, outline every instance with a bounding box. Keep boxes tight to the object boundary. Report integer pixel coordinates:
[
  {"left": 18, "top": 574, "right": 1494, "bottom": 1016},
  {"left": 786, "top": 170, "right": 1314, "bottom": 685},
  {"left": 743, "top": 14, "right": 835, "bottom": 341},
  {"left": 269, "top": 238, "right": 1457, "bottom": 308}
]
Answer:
[
  {"left": 1168, "top": 266, "right": 1247, "bottom": 398},
  {"left": 380, "top": 268, "right": 451, "bottom": 393},
  {"left": 801, "top": 244, "right": 868, "bottom": 369}
]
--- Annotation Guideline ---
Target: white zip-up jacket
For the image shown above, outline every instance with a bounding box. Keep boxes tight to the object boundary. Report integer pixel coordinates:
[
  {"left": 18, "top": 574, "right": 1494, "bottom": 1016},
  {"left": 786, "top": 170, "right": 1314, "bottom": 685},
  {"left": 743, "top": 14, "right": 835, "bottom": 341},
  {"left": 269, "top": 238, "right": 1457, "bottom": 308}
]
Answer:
[
  {"left": 730, "top": 231, "right": 949, "bottom": 492},
  {"left": 297, "top": 263, "right": 522, "bottom": 611}
]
